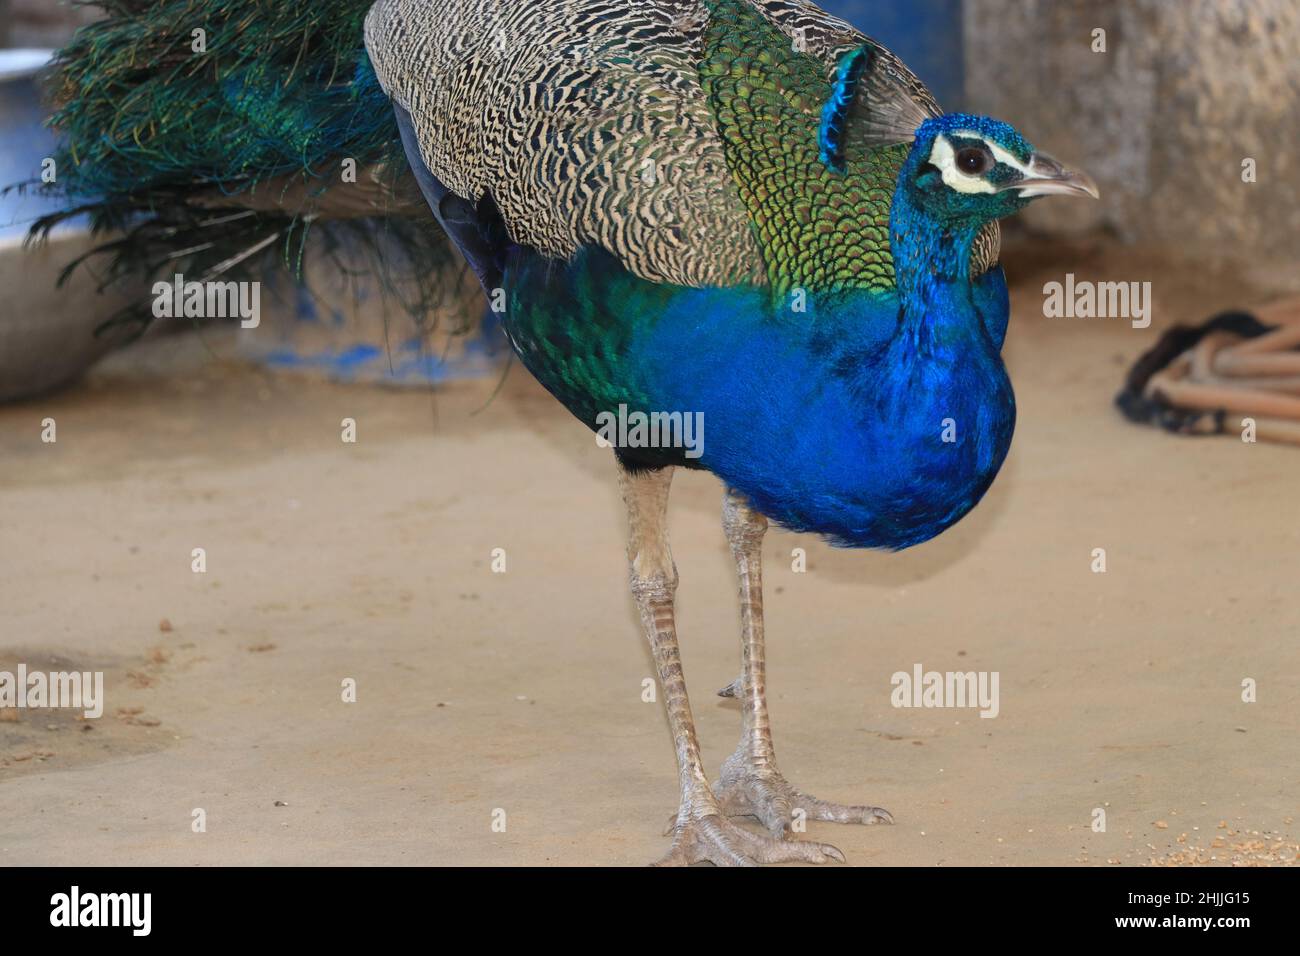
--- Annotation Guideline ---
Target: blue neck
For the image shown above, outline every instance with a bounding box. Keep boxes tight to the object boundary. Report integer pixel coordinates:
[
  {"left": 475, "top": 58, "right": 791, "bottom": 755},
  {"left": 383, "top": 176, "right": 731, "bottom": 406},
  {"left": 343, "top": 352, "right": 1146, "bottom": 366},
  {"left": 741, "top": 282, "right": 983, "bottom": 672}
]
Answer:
[{"left": 887, "top": 177, "right": 987, "bottom": 355}]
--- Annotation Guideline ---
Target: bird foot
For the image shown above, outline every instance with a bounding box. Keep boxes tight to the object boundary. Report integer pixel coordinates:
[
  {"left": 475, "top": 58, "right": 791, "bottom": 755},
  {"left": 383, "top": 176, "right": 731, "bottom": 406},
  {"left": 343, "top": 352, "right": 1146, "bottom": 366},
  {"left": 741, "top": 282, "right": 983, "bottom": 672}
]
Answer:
[
  {"left": 712, "top": 751, "right": 893, "bottom": 838},
  {"left": 655, "top": 811, "right": 845, "bottom": 867}
]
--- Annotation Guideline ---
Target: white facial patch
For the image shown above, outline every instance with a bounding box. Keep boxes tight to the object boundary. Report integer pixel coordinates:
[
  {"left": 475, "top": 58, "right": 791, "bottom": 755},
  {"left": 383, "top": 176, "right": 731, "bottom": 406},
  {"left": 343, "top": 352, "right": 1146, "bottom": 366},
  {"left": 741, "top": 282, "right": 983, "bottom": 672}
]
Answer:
[{"left": 927, "top": 131, "right": 1038, "bottom": 195}]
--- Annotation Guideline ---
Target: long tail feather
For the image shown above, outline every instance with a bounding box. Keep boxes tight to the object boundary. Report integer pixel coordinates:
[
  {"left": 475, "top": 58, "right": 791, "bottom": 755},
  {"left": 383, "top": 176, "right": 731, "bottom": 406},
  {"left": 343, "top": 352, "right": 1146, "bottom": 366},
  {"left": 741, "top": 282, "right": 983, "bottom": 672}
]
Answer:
[{"left": 25, "top": 0, "right": 463, "bottom": 335}]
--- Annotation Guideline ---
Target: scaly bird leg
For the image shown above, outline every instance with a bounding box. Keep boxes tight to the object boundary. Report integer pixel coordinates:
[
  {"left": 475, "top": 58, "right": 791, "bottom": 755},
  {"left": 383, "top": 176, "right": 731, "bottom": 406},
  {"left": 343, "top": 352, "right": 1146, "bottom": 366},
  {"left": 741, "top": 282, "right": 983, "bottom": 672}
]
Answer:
[
  {"left": 618, "top": 461, "right": 843, "bottom": 866},
  {"left": 713, "top": 488, "right": 893, "bottom": 839}
]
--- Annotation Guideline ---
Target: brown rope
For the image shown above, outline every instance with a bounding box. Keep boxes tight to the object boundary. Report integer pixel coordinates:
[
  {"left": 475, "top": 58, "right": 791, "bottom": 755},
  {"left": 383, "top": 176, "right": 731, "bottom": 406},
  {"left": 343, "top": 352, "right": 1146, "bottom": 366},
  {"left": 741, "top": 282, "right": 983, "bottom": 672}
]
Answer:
[{"left": 1141, "top": 297, "right": 1300, "bottom": 445}]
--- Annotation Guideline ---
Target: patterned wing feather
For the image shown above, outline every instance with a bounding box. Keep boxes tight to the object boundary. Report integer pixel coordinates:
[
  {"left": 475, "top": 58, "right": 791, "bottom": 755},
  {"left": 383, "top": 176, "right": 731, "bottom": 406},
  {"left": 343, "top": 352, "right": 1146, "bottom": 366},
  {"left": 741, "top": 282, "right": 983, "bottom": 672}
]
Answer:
[
  {"left": 364, "top": 0, "right": 998, "bottom": 292},
  {"left": 366, "top": 0, "right": 766, "bottom": 287}
]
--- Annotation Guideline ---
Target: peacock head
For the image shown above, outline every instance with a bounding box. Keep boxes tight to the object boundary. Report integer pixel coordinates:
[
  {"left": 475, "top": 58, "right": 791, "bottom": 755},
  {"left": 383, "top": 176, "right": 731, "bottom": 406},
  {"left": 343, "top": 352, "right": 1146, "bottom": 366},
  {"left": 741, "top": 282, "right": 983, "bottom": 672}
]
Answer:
[{"left": 900, "top": 113, "right": 1099, "bottom": 226}]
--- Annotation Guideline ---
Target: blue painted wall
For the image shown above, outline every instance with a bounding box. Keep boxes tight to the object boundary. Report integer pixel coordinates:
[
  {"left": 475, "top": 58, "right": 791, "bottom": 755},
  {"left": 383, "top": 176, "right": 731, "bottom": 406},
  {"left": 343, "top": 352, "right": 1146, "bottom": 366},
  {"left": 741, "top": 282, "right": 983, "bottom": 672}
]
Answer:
[
  {"left": 0, "top": 74, "right": 66, "bottom": 240},
  {"left": 819, "top": 0, "right": 965, "bottom": 109}
]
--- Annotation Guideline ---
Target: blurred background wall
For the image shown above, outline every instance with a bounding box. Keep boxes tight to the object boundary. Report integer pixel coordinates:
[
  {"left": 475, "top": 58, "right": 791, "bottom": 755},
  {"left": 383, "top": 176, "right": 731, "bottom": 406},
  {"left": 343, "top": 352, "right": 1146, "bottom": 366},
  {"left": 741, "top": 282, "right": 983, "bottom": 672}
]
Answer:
[
  {"left": 1, "top": 0, "right": 101, "bottom": 46},
  {"left": 965, "top": 0, "right": 1300, "bottom": 288}
]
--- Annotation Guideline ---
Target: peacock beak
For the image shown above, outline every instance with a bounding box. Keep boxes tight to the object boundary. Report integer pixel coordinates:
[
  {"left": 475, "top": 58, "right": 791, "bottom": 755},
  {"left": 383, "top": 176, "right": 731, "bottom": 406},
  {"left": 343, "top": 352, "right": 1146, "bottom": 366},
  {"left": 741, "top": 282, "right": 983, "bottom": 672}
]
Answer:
[{"left": 1007, "top": 151, "right": 1100, "bottom": 199}]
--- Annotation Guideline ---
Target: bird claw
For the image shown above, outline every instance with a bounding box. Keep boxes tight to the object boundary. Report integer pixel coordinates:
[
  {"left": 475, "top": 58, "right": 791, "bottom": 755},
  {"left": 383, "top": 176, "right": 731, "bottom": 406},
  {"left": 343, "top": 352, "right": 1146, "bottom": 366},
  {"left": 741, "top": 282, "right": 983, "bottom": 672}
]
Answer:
[
  {"left": 713, "top": 753, "right": 893, "bottom": 838},
  {"left": 655, "top": 812, "right": 845, "bottom": 867}
]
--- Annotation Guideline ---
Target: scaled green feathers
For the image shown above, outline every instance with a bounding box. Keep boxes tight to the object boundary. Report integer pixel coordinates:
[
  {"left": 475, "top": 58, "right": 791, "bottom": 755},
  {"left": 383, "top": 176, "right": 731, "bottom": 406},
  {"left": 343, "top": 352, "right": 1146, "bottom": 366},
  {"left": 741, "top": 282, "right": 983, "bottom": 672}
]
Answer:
[{"left": 700, "top": 0, "right": 904, "bottom": 295}]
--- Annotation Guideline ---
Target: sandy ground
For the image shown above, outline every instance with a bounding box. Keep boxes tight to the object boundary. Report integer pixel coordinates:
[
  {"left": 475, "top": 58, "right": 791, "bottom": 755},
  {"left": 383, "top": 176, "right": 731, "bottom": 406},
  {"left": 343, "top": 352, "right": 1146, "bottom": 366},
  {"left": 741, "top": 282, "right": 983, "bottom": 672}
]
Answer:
[{"left": 1, "top": 242, "right": 1296, "bottom": 866}]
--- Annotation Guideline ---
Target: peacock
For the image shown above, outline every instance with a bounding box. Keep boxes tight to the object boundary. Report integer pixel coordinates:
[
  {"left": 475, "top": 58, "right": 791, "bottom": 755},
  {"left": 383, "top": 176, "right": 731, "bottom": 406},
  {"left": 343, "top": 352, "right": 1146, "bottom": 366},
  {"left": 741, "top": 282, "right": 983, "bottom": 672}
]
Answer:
[{"left": 35, "top": 0, "right": 1097, "bottom": 865}]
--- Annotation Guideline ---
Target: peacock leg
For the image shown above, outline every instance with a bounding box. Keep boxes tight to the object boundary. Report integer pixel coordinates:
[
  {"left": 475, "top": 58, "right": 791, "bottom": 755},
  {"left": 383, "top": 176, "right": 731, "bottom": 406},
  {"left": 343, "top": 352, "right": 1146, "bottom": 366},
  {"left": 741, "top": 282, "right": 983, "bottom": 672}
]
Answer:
[
  {"left": 713, "top": 488, "right": 894, "bottom": 838},
  {"left": 618, "top": 461, "right": 844, "bottom": 866}
]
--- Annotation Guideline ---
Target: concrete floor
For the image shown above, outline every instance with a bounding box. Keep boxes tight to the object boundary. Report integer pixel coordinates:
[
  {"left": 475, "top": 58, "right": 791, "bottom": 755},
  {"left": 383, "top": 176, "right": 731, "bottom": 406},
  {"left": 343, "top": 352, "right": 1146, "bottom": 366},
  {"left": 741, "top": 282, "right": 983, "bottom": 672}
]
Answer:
[{"left": 1, "top": 243, "right": 1296, "bottom": 866}]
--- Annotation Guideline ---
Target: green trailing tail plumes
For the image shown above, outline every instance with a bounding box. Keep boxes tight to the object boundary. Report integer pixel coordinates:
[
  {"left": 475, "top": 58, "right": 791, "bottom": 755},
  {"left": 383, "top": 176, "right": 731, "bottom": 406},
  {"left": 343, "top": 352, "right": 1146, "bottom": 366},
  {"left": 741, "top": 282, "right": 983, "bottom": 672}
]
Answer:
[{"left": 28, "top": 0, "right": 460, "bottom": 334}]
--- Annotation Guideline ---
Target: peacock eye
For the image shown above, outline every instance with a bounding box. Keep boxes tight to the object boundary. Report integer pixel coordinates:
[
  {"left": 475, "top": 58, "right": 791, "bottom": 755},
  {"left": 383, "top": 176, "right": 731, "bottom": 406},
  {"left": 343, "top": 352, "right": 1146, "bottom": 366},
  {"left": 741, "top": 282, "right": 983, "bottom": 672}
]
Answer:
[{"left": 956, "top": 147, "right": 990, "bottom": 175}]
